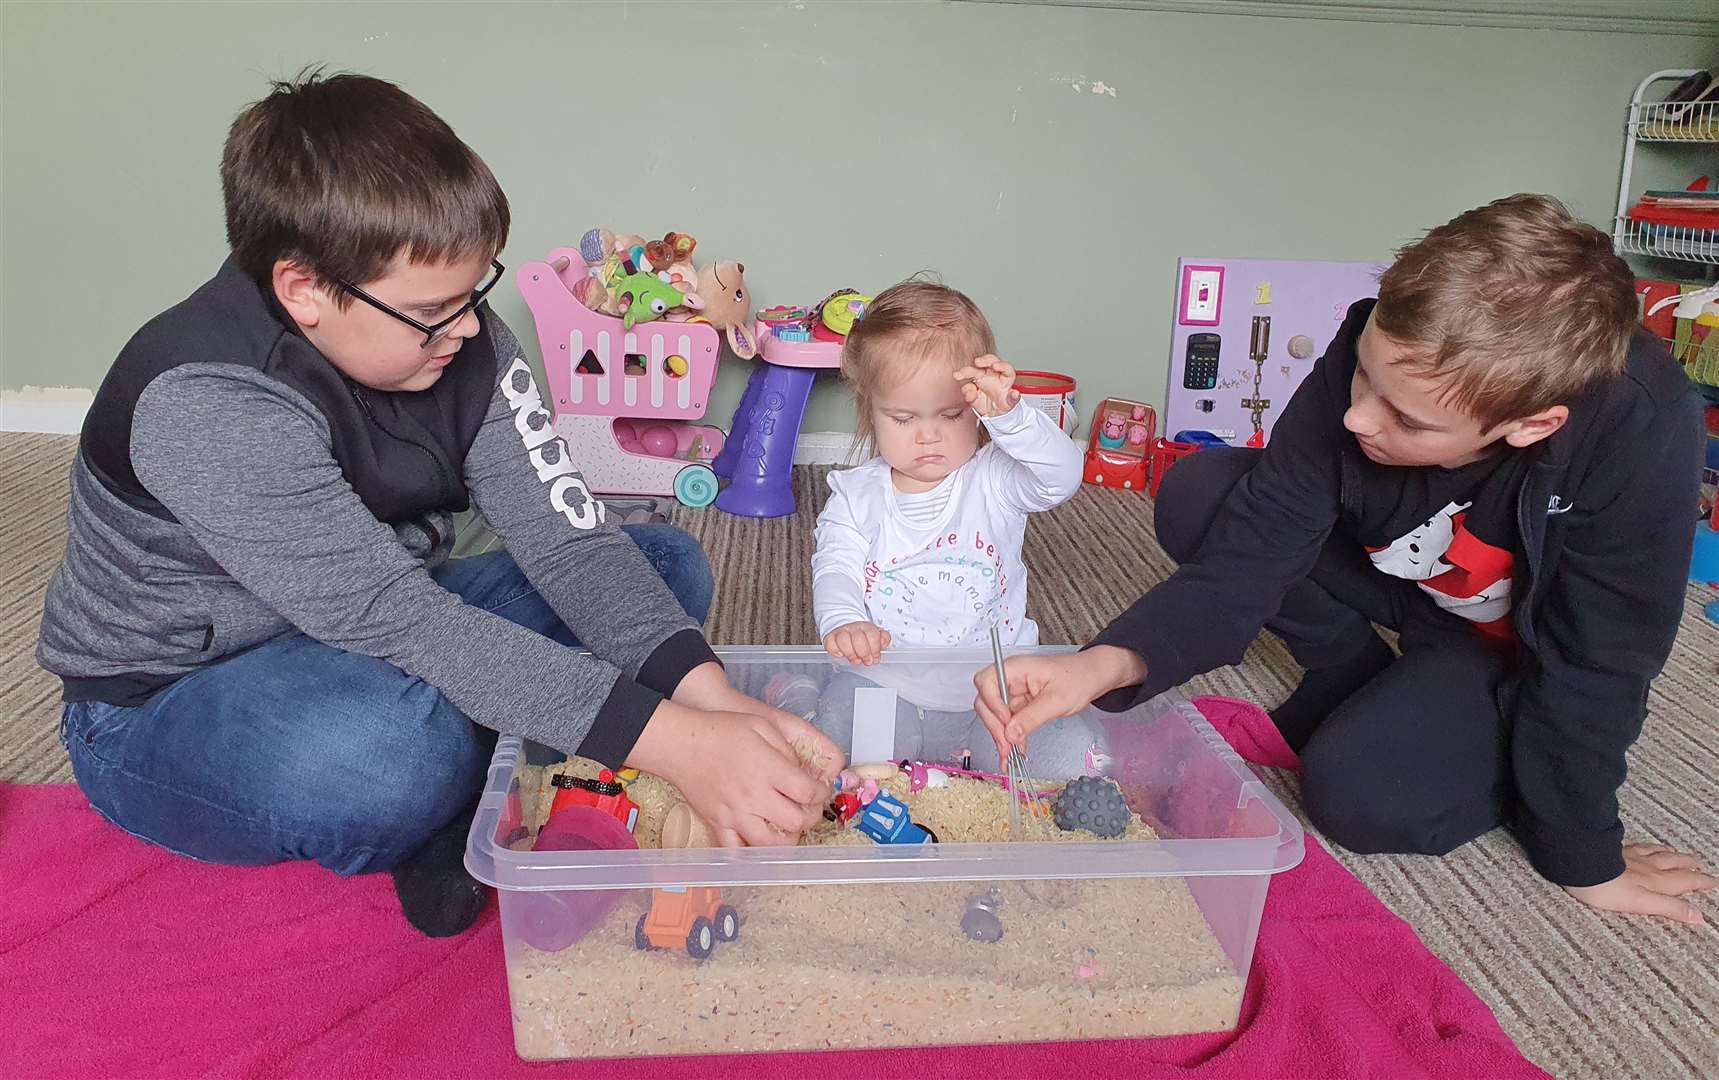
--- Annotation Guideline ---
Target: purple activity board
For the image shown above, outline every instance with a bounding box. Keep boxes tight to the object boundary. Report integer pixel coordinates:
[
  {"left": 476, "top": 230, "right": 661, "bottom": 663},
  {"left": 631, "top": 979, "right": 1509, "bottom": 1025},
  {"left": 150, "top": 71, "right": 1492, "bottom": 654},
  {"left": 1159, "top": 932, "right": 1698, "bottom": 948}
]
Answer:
[{"left": 1165, "top": 258, "right": 1384, "bottom": 447}]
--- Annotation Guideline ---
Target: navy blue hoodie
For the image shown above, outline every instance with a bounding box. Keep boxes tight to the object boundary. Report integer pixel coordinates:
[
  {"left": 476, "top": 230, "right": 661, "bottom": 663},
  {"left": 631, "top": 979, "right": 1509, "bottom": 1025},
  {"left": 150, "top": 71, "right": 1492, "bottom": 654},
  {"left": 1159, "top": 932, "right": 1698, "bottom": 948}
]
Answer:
[{"left": 1091, "top": 299, "right": 1704, "bottom": 887}]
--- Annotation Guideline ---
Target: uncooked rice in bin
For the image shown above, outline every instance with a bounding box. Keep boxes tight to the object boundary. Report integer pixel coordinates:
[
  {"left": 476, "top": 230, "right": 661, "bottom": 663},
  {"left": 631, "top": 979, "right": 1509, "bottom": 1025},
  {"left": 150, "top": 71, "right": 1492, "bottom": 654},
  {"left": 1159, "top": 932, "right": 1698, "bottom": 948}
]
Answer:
[{"left": 506, "top": 759, "right": 1245, "bottom": 1059}]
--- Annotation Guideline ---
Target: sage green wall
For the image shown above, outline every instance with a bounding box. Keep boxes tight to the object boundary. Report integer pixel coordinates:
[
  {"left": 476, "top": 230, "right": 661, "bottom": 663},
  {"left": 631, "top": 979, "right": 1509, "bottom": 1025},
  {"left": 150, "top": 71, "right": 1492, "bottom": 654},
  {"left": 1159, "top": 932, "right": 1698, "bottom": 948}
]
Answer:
[{"left": 2, "top": 1, "right": 1714, "bottom": 431}]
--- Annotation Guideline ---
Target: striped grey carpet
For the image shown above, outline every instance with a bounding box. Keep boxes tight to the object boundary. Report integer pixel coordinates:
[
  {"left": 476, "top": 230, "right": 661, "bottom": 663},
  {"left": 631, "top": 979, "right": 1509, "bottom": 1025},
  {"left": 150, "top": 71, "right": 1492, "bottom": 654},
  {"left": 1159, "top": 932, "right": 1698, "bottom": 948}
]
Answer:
[
  {"left": 3, "top": 433, "right": 1715, "bottom": 1078},
  {"left": 1, "top": 433, "right": 77, "bottom": 783}
]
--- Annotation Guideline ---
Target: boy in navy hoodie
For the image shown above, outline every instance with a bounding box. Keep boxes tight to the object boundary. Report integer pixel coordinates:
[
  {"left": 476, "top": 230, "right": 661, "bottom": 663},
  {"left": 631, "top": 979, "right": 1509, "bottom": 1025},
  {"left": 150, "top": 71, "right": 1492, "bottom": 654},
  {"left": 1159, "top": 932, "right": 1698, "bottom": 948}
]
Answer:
[{"left": 976, "top": 195, "right": 1714, "bottom": 923}]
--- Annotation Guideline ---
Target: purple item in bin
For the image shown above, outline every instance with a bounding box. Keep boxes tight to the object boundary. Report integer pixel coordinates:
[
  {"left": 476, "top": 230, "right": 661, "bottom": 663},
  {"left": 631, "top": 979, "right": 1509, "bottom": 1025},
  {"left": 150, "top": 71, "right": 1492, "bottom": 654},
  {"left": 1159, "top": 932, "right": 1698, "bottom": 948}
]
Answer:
[{"left": 517, "top": 806, "right": 638, "bottom": 952}]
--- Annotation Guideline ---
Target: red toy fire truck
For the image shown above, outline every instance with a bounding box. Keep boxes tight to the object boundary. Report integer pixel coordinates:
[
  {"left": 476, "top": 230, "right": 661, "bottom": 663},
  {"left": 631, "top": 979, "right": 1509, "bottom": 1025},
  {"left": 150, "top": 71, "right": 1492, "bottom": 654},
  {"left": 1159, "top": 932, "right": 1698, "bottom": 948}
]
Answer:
[{"left": 547, "top": 769, "right": 640, "bottom": 834}]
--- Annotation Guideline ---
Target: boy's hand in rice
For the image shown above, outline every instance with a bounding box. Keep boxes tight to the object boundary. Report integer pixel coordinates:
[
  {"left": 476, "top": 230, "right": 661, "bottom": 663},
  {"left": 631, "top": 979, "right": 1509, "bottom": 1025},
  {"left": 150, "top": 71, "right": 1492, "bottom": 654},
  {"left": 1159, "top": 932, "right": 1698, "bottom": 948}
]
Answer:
[
  {"left": 630, "top": 662, "right": 845, "bottom": 846},
  {"left": 631, "top": 703, "right": 841, "bottom": 847}
]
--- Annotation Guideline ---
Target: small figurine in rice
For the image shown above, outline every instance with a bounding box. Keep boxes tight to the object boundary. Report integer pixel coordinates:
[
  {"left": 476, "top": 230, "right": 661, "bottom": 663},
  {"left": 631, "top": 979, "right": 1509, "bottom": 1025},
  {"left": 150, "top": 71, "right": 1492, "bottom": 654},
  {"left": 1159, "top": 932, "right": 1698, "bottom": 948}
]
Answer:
[
  {"left": 961, "top": 888, "right": 1004, "bottom": 943},
  {"left": 1053, "top": 776, "right": 1131, "bottom": 838}
]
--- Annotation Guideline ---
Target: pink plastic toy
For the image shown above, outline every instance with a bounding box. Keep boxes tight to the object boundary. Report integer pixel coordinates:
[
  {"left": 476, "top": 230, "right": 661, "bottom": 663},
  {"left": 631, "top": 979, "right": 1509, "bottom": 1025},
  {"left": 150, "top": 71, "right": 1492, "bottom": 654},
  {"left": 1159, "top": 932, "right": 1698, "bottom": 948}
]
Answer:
[
  {"left": 637, "top": 424, "right": 679, "bottom": 458},
  {"left": 516, "top": 806, "right": 638, "bottom": 952},
  {"left": 897, "top": 759, "right": 1057, "bottom": 798},
  {"left": 517, "top": 249, "right": 729, "bottom": 507}
]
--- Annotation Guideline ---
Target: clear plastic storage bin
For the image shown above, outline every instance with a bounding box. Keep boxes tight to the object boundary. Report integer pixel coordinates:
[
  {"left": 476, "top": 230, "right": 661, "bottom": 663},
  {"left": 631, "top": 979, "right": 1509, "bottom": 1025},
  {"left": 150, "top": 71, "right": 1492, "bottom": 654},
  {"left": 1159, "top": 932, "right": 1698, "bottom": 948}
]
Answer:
[{"left": 465, "top": 647, "right": 1303, "bottom": 1060}]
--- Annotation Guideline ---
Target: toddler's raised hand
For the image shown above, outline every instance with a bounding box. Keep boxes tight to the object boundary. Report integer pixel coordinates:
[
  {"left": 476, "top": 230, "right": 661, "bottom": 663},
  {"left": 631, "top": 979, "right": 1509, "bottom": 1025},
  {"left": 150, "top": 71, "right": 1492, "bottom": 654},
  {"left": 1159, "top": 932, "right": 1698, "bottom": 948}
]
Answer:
[
  {"left": 823, "top": 620, "right": 891, "bottom": 666},
  {"left": 954, "top": 354, "right": 1021, "bottom": 418}
]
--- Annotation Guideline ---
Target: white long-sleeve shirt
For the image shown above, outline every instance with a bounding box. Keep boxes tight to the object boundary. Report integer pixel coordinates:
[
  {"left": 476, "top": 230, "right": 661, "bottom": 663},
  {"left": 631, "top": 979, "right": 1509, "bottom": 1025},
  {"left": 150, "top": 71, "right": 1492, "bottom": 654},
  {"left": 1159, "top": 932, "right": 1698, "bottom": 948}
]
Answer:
[{"left": 812, "top": 401, "right": 1084, "bottom": 653}]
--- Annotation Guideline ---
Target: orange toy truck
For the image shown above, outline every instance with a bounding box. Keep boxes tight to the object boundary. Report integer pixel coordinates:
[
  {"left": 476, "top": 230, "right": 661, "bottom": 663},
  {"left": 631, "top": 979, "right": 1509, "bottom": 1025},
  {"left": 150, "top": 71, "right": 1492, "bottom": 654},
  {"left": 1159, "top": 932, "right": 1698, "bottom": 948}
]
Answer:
[{"left": 634, "top": 886, "right": 739, "bottom": 960}]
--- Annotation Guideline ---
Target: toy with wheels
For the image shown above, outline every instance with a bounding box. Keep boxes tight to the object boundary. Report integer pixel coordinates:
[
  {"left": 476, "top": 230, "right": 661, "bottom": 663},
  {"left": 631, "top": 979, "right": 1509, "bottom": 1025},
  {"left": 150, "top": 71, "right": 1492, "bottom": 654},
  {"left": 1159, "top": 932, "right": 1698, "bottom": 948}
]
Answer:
[
  {"left": 517, "top": 249, "right": 728, "bottom": 508},
  {"left": 635, "top": 886, "right": 739, "bottom": 960},
  {"left": 1083, "top": 397, "right": 1157, "bottom": 491}
]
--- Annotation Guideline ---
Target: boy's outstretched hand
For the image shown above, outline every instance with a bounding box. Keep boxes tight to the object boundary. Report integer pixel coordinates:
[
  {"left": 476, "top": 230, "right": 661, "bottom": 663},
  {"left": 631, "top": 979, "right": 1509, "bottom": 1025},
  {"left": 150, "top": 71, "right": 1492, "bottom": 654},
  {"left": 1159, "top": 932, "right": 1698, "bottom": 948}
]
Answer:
[
  {"left": 954, "top": 354, "right": 1021, "bottom": 418},
  {"left": 973, "top": 646, "right": 1147, "bottom": 763},
  {"left": 1564, "top": 843, "right": 1716, "bottom": 924}
]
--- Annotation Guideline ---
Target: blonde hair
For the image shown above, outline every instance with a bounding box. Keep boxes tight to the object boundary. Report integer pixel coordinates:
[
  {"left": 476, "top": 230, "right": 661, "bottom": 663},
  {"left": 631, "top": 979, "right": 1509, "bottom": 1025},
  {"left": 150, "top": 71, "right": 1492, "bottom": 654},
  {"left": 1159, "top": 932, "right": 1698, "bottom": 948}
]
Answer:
[
  {"left": 841, "top": 278, "right": 997, "bottom": 457},
  {"left": 1374, "top": 193, "right": 1637, "bottom": 431}
]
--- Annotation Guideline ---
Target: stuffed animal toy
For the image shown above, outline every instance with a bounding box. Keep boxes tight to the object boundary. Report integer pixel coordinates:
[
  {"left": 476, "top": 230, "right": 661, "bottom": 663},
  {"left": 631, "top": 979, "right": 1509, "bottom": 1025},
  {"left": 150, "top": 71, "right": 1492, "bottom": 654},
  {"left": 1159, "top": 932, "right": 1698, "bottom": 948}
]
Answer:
[
  {"left": 615, "top": 265, "right": 702, "bottom": 329},
  {"left": 570, "top": 229, "right": 749, "bottom": 341},
  {"left": 691, "top": 260, "right": 760, "bottom": 360}
]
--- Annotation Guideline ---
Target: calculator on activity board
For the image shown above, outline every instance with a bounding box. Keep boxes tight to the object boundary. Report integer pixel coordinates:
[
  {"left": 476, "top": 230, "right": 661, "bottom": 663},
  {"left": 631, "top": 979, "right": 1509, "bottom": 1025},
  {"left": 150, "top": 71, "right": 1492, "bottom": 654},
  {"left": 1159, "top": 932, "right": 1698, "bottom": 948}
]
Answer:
[{"left": 1183, "top": 333, "right": 1221, "bottom": 390}]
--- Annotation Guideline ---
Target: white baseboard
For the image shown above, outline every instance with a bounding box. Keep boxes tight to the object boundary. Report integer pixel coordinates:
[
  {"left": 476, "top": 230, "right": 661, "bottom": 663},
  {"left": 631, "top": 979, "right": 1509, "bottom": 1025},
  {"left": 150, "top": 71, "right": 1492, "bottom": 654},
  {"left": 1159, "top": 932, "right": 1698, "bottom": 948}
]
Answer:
[
  {"left": 0, "top": 388, "right": 93, "bottom": 434},
  {"left": 793, "top": 430, "right": 862, "bottom": 466}
]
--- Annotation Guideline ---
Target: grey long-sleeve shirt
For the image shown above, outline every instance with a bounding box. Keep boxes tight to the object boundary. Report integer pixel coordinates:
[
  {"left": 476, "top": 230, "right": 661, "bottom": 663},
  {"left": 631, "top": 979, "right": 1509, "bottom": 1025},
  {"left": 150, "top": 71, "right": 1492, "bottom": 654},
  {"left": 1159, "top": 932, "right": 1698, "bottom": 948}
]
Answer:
[{"left": 39, "top": 262, "right": 714, "bottom": 765}]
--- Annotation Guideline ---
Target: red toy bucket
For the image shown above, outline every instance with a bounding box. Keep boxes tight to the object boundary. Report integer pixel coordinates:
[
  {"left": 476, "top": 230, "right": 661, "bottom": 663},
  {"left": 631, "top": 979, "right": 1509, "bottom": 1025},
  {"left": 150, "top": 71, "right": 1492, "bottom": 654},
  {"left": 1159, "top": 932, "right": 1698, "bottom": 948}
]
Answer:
[{"left": 1013, "top": 370, "right": 1079, "bottom": 435}]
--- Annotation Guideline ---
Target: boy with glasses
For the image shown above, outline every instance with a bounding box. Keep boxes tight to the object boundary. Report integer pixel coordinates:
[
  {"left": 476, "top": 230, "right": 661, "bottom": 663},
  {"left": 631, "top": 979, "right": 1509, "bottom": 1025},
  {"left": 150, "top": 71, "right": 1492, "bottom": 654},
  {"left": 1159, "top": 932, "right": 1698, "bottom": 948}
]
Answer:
[{"left": 37, "top": 71, "right": 841, "bottom": 937}]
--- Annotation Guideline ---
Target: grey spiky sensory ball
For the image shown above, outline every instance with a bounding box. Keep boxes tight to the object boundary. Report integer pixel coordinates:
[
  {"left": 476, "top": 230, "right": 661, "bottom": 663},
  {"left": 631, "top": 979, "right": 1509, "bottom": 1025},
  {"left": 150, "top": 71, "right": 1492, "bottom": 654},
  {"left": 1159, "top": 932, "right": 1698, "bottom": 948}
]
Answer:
[{"left": 1053, "top": 776, "right": 1130, "bottom": 838}]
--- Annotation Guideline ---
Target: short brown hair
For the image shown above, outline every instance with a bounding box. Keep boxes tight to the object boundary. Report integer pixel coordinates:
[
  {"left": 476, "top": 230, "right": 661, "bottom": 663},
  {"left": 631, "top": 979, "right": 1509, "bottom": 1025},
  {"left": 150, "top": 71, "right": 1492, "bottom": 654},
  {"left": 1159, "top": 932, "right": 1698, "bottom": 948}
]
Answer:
[
  {"left": 841, "top": 278, "right": 997, "bottom": 455},
  {"left": 221, "top": 68, "right": 509, "bottom": 295},
  {"left": 1374, "top": 193, "right": 1637, "bottom": 430}
]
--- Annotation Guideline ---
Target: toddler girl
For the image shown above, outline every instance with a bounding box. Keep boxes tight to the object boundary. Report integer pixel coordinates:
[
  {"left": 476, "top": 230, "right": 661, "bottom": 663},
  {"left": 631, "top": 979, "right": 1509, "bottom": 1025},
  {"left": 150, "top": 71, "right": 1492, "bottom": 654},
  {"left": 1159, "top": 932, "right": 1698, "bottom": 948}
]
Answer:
[{"left": 807, "top": 280, "right": 1100, "bottom": 775}]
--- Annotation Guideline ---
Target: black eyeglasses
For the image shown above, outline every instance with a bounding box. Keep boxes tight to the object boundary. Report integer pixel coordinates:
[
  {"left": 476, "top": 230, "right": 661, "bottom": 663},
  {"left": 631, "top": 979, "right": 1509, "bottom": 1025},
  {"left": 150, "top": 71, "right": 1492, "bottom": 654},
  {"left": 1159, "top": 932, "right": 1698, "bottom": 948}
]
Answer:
[{"left": 335, "top": 259, "right": 505, "bottom": 348}]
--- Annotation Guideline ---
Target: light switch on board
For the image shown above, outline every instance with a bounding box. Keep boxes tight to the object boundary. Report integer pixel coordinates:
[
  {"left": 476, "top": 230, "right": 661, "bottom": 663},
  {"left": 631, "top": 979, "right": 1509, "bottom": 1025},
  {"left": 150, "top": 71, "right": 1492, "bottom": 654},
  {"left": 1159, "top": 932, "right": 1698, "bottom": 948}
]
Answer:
[{"left": 1180, "top": 265, "right": 1224, "bottom": 326}]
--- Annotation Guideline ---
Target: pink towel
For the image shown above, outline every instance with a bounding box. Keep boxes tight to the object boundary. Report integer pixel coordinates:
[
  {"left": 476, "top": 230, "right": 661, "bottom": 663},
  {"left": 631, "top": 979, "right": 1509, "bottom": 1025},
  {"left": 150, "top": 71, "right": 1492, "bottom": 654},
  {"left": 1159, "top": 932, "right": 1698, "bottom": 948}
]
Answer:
[{"left": 0, "top": 699, "right": 1547, "bottom": 1080}]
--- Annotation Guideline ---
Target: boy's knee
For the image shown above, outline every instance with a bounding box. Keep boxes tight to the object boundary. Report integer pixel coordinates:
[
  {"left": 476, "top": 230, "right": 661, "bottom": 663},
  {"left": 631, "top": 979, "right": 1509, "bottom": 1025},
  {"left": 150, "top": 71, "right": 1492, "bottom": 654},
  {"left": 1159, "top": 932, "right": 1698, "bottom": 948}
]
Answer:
[
  {"left": 376, "top": 697, "right": 485, "bottom": 831},
  {"left": 621, "top": 523, "right": 714, "bottom": 623},
  {"left": 1300, "top": 737, "right": 1472, "bottom": 858},
  {"left": 287, "top": 691, "right": 487, "bottom": 872},
  {"left": 1302, "top": 742, "right": 1405, "bottom": 854},
  {"left": 1154, "top": 447, "right": 1259, "bottom": 563}
]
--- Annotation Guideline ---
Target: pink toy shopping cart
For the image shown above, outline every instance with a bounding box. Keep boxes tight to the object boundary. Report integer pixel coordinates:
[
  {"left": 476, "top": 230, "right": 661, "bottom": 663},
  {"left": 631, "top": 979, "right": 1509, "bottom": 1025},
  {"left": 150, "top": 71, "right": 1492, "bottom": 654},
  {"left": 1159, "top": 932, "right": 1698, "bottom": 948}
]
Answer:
[{"left": 516, "top": 248, "right": 728, "bottom": 507}]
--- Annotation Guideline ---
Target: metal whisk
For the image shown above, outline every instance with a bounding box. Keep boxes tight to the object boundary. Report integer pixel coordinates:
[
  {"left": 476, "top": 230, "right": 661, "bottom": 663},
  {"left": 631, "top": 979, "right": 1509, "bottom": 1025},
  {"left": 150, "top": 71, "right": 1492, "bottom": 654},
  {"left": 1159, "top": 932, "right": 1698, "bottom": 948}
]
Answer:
[{"left": 990, "top": 627, "right": 1044, "bottom": 835}]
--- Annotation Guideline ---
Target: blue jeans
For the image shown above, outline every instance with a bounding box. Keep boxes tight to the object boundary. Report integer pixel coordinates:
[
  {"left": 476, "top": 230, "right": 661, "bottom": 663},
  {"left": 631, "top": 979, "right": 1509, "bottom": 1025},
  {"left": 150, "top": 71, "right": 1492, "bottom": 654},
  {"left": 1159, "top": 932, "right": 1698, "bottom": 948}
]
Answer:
[{"left": 60, "top": 525, "right": 713, "bottom": 875}]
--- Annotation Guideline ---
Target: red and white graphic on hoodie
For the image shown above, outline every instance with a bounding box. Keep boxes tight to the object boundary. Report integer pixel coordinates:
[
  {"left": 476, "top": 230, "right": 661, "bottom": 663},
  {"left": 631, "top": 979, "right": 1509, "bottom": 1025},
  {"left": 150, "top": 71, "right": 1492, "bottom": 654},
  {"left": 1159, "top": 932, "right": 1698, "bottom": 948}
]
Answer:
[{"left": 1366, "top": 500, "right": 1516, "bottom": 641}]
